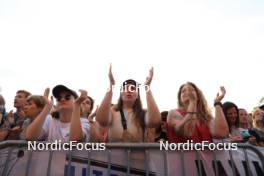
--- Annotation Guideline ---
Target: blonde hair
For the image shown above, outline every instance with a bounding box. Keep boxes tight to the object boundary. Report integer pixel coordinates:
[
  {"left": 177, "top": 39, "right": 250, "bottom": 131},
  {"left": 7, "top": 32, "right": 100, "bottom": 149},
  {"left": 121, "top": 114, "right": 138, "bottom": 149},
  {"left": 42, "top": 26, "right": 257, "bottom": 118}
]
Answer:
[
  {"left": 27, "top": 95, "right": 45, "bottom": 109},
  {"left": 252, "top": 108, "right": 264, "bottom": 128}
]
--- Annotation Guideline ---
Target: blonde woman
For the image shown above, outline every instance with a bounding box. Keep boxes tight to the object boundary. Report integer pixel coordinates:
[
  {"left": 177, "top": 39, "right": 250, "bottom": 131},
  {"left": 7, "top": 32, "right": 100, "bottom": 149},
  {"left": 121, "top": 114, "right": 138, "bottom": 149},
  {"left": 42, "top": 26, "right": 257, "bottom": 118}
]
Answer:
[{"left": 167, "top": 82, "right": 229, "bottom": 143}]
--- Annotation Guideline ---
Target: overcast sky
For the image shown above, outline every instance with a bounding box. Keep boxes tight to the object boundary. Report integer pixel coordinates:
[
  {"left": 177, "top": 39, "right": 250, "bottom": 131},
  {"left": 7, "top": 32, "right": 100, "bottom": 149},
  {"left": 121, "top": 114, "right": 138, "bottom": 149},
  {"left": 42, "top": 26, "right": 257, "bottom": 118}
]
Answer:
[{"left": 0, "top": 0, "right": 264, "bottom": 113}]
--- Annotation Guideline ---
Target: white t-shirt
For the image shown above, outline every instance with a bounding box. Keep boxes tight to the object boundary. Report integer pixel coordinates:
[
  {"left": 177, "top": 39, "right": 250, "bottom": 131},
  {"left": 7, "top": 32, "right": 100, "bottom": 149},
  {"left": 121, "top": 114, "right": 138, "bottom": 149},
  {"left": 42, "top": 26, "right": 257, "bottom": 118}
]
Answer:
[{"left": 41, "top": 115, "right": 90, "bottom": 142}]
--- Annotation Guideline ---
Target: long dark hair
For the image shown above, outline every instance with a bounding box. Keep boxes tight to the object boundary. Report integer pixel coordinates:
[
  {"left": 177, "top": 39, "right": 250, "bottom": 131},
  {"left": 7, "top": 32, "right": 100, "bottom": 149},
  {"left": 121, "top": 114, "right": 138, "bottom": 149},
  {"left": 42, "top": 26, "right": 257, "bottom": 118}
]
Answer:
[
  {"left": 86, "top": 96, "right": 94, "bottom": 117},
  {"left": 114, "top": 85, "right": 146, "bottom": 130},
  {"left": 156, "top": 111, "right": 168, "bottom": 133},
  {"left": 222, "top": 101, "right": 239, "bottom": 133}
]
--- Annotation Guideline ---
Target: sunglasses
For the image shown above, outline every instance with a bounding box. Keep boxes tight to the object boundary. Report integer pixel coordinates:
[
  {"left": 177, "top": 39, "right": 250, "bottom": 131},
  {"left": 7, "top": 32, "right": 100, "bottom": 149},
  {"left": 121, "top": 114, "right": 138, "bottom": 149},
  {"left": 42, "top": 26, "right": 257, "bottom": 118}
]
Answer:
[{"left": 56, "top": 94, "right": 72, "bottom": 102}]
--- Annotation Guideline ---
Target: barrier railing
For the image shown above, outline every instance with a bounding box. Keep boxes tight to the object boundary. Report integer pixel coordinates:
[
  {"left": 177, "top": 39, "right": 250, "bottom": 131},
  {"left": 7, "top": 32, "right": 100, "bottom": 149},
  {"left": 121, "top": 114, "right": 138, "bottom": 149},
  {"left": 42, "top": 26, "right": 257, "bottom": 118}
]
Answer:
[{"left": 0, "top": 141, "right": 264, "bottom": 176}]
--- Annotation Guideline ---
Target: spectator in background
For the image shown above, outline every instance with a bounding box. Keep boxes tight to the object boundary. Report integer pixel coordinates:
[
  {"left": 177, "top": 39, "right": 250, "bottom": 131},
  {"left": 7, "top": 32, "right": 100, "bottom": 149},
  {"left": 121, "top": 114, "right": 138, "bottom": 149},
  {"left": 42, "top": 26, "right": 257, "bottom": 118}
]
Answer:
[
  {"left": 80, "top": 96, "right": 94, "bottom": 119},
  {"left": 0, "top": 94, "right": 7, "bottom": 126},
  {"left": 248, "top": 113, "right": 253, "bottom": 130},
  {"left": 239, "top": 108, "right": 249, "bottom": 129},
  {"left": 0, "top": 90, "right": 31, "bottom": 141},
  {"left": 222, "top": 101, "right": 241, "bottom": 142},
  {"left": 12, "top": 90, "right": 31, "bottom": 126},
  {"left": 238, "top": 108, "right": 256, "bottom": 142},
  {"left": 167, "top": 82, "right": 229, "bottom": 143},
  {"left": 154, "top": 111, "right": 168, "bottom": 142},
  {"left": 20, "top": 95, "right": 46, "bottom": 140},
  {"left": 248, "top": 108, "right": 264, "bottom": 146},
  {"left": 80, "top": 95, "right": 108, "bottom": 143},
  {"left": 252, "top": 108, "right": 264, "bottom": 135},
  {"left": 96, "top": 65, "right": 161, "bottom": 142}
]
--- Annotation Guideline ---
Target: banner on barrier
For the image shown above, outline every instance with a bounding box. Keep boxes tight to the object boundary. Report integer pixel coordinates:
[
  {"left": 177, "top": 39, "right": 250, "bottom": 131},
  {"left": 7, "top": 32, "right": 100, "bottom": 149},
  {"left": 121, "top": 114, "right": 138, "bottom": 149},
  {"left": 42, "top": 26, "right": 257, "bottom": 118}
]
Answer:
[{"left": 0, "top": 147, "right": 263, "bottom": 176}]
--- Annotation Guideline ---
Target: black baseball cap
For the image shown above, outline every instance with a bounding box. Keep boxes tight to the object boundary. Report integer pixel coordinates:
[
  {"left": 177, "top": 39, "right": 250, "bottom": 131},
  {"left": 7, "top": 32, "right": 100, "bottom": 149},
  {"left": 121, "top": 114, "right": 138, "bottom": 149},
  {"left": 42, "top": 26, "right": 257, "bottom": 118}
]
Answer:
[
  {"left": 52, "top": 85, "right": 78, "bottom": 99},
  {"left": 122, "top": 79, "right": 140, "bottom": 87}
]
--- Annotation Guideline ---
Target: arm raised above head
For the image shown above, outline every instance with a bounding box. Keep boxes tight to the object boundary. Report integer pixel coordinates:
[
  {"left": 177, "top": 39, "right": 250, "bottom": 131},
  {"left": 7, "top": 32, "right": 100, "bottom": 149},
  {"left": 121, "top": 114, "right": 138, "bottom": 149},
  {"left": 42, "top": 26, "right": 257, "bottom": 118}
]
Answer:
[{"left": 96, "top": 64, "right": 114, "bottom": 127}]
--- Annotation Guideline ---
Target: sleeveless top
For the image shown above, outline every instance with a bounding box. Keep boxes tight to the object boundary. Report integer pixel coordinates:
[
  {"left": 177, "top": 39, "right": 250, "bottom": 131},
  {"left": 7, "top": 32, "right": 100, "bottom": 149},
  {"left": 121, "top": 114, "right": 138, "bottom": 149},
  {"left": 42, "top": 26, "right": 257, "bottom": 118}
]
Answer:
[{"left": 167, "top": 109, "right": 212, "bottom": 143}]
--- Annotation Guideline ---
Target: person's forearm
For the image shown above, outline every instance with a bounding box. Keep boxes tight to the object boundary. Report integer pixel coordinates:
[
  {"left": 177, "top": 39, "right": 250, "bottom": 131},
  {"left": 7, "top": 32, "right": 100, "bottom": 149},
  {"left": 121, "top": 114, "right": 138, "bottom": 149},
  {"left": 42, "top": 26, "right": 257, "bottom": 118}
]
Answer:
[
  {"left": 173, "top": 114, "right": 196, "bottom": 137},
  {"left": 145, "top": 90, "right": 161, "bottom": 127},
  {"left": 173, "top": 102, "right": 197, "bottom": 137},
  {"left": 69, "top": 103, "right": 83, "bottom": 141},
  {"left": 26, "top": 105, "right": 50, "bottom": 140},
  {"left": 96, "top": 90, "right": 113, "bottom": 127},
  {"left": 0, "top": 131, "right": 8, "bottom": 141},
  {"left": 181, "top": 102, "right": 197, "bottom": 135},
  {"left": 89, "top": 123, "right": 97, "bottom": 142},
  {"left": 212, "top": 105, "right": 229, "bottom": 138},
  {"left": 187, "top": 101, "right": 197, "bottom": 113}
]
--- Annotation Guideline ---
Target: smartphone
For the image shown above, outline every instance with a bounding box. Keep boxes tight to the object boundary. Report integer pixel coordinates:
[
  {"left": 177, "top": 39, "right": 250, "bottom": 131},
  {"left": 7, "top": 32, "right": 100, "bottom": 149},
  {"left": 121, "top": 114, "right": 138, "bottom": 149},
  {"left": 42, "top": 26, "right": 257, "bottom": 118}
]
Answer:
[{"left": 240, "top": 130, "right": 251, "bottom": 140}]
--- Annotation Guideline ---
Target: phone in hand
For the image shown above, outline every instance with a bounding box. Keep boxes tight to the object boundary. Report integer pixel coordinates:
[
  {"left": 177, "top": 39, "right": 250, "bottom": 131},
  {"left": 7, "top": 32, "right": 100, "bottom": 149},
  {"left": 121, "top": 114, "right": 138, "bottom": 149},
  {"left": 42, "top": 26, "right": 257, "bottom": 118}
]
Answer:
[{"left": 240, "top": 130, "right": 251, "bottom": 140}]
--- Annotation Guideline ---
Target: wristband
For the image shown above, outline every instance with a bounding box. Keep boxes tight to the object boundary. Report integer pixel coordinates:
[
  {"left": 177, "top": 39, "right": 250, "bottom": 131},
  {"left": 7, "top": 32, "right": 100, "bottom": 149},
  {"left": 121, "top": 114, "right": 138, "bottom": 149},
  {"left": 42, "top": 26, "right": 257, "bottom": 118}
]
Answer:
[
  {"left": 214, "top": 101, "right": 222, "bottom": 107},
  {"left": 187, "top": 112, "right": 197, "bottom": 115}
]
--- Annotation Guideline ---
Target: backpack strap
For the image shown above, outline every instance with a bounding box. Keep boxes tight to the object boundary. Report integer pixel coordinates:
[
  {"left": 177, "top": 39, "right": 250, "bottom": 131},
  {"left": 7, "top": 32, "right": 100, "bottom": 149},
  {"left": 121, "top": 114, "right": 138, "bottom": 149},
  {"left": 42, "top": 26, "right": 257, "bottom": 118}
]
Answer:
[
  {"left": 120, "top": 109, "right": 127, "bottom": 130},
  {"left": 120, "top": 109, "right": 147, "bottom": 142}
]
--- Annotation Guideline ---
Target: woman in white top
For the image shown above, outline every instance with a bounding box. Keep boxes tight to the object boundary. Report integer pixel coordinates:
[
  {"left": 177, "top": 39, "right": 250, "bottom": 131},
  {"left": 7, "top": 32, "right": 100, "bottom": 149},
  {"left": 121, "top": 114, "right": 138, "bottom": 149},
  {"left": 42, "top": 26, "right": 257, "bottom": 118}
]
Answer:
[
  {"left": 96, "top": 65, "right": 161, "bottom": 142},
  {"left": 26, "top": 85, "right": 89, "bottom": 142}
]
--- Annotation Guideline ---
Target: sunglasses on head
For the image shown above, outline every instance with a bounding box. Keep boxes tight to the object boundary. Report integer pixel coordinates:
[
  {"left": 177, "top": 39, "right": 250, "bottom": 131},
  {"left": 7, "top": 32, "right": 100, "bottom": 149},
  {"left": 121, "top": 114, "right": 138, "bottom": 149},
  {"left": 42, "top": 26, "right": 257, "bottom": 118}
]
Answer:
[{"left": 56, "top": 94, "right": 72, "bottom": 102}]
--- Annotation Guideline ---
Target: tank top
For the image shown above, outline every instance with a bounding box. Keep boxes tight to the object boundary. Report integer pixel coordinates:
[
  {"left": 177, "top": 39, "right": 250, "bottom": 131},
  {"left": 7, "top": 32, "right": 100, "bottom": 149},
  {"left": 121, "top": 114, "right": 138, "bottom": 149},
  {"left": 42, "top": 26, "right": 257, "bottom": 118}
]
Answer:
[{"left": 167, "top": 109, "right": 212, "bottom": 143}]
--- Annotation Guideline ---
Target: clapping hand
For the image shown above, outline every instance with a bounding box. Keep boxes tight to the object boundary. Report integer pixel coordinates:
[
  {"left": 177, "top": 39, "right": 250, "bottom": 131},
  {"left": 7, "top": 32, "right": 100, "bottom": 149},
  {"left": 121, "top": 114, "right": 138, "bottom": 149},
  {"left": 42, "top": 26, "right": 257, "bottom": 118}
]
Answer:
[
  {"left": 108, "top": 64, "right": 115, "bottom": 86},
  {"left": 43, "top": 88, "right": 53, "bottom": 109},
  {"left": 76, "top": 89, "right": 88, "bottom": 105},
  {"left": 215, "top": 86, "right": 226, "bottom": 103},
  {"left": 144, "top": 67, "right": 154, "bottom": 86}
]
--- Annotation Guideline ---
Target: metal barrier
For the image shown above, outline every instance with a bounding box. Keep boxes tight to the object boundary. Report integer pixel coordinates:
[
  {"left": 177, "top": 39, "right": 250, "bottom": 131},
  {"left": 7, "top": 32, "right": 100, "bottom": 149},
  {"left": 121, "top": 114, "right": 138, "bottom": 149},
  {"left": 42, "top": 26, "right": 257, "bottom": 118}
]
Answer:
[{"left": 0, "top": 140, "right": 264, "bottom": 176}]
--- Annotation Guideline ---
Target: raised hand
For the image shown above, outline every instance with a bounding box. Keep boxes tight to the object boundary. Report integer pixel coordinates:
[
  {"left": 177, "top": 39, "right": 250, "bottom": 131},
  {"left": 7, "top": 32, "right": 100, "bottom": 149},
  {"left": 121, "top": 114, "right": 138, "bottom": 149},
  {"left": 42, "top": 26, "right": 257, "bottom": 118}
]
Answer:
[
  {"left": 215, "top": 86, "right": 226, "bottom": 102},
  {"left": 7, "top": 110, "right": 15, "bottom": 124},
  {"left": 144, "top": 67, "right": 154, "bottom": 86},
  {"left": 76, "top": 89, "right": 88, "bottom": 105},
  {"left": 43, "top": 88, "right": 53, "bottom": 109},
  {"left": 188, "top": 92, "right": 197, "bottom": 103},
  {"left": 43, "top": 87, "right": 50, "bottom": 98},
  {"left": 108, "top": 64, "right": 115, "bottom": 86}
]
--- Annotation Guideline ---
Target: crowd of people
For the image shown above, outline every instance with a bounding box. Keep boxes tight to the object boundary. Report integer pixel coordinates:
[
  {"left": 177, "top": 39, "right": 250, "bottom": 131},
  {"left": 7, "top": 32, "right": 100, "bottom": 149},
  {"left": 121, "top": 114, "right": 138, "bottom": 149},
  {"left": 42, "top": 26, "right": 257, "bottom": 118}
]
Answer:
[{"left": 0, "top": 65, "right": 264, "bottom": 147}]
